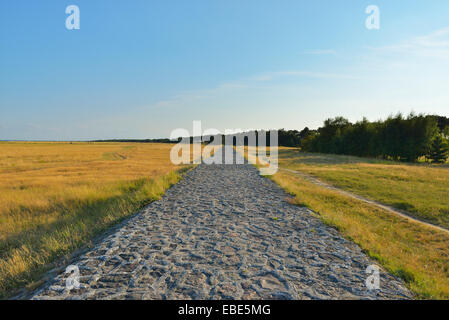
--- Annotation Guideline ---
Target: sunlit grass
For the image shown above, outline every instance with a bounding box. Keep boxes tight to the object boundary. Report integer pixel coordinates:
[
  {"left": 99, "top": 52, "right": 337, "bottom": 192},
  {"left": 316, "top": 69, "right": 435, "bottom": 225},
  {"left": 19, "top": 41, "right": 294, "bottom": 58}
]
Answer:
[
  {"left": 268, "top": 171, "right": 449, "bottom": 299},
  {"left": 0, "top": 141, "right": 189, "bottom": 298},
  {"left": 258, "top": 147, "right": 449, "bottom": 299},
  {"left": 278, "top": 148, "right": 449, "bottom": 229}
]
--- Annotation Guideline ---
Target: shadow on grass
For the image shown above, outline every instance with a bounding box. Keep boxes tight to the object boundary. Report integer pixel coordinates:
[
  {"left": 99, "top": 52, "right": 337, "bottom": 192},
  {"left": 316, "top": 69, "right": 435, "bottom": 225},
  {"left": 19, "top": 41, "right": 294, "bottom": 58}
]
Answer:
[
  {"left": 279, "top": 149, "right": 392, "bottom": 166},
  {"left": 391, "top": 201, "right": 416, "bottom": 213},
  {"left": 280, "top": 149, "right": 449, "bottom": 168}
]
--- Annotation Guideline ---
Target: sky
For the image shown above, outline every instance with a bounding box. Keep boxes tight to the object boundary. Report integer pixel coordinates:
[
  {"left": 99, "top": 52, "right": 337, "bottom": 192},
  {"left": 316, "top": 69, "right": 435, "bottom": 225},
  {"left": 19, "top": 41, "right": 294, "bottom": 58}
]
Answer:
[{"left": 1, "top": 0, "right": 449, "bottom": 140}]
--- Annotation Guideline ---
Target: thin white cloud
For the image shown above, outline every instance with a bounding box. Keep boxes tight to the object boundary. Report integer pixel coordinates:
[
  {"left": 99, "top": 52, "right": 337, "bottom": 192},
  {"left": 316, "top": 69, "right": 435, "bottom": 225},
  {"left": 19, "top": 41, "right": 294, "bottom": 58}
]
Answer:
[
  {"left": 302, "top": 49, "right": 337, "bottom": 55},
  {"left": 148, "top": 69, "right": 360, "bottom": 109},
  {"left": 139, "top": 29, "right": 449, "bottom": 115},
  {"left": 367, "top": 26, "right": 449, "bottom": 59},
  {"left": 250, "top": 70, "right": 361, "bottom": 82},
  {"left": 272, "top": 71, "right": 360, "bottom": 80}
]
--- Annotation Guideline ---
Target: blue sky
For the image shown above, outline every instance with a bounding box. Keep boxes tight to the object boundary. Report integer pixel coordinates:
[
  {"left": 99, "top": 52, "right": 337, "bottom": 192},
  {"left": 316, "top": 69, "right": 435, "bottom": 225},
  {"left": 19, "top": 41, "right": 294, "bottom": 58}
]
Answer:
[{"left": 1, "top": 0, "right": 449, "bottom": 140}]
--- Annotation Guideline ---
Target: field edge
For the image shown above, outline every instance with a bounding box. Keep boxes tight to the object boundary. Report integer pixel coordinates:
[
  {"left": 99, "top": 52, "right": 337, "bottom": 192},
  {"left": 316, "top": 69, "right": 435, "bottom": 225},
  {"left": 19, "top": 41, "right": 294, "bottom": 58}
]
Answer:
[{"left": 1, "top": 165, "right": 195, "bottom": 300}]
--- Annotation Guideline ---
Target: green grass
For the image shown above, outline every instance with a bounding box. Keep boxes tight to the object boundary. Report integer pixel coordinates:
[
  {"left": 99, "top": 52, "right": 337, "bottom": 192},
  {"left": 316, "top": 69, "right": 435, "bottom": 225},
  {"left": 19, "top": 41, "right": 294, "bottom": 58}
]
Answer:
[
  {"left": 278, "top": 149, "right": 449, "bottom": 229},
  {"left": 268, "top": 170, "right": 449, "bottom": 299}
]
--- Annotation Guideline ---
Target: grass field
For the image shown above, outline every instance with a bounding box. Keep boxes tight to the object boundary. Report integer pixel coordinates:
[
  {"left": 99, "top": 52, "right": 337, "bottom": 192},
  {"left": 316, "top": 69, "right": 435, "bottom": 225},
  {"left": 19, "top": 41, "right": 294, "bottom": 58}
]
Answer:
[
  {"left": 269, "top": 148, "right": 449, "bottom": 299},
  {"left": 3, "top": 143, "right": 449, "bottom": 299},
  {"left": 278, "top": 149, "right": 449, "bottom": 229},
  {"left": 0, "top": 141, "right": 189, "bottom": 298}
]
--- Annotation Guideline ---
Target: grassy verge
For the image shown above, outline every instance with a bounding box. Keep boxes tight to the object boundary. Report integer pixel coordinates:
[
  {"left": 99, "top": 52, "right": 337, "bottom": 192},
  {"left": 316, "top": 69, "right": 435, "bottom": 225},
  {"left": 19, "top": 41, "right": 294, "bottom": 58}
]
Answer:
[
  {"left": 268, "top": 170, "right": 449, "bottom": 299},
  {"left": 0, "top": 142, "right": 190, "bottom": 298},
  {"left": 278, "top": 149, "right": 449, "bottom": 229}
]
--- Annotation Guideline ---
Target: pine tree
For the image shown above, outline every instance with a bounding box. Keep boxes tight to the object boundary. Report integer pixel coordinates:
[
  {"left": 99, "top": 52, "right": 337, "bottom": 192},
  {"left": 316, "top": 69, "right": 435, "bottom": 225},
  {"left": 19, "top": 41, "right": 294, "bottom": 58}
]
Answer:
[
  {"left": 428, "top": 135, "right": 449, "bottom": 164},
  {"left": 444, "top": 126, "right": 449, "bottom": 139}
]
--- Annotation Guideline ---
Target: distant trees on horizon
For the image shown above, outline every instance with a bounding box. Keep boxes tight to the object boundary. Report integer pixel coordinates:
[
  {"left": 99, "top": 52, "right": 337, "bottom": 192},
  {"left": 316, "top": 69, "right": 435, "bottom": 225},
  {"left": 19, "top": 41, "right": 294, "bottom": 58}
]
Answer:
[
  {"left": 93, "top": 113, "right": 449, "bottom": 164},
  {"left": 299, "top": 113, "right": 449, "bottom": 163}
]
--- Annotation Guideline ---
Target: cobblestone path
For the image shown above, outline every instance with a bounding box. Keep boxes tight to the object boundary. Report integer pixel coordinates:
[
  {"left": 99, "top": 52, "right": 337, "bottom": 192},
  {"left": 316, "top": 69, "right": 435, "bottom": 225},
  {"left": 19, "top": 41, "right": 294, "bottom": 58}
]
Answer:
[{"left": 31, "top": 147, "right": 412, "bottom": 300}]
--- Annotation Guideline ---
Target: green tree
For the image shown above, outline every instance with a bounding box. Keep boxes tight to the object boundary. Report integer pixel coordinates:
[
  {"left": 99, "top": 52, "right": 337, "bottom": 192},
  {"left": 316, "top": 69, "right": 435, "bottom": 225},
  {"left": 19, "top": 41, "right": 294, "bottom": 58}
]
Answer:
[
  {"left": 428, "top": 135, "right": 449, "bottom": 164},
  {"left": 443, "top": 126, "right": 449, "bottom": 138}
]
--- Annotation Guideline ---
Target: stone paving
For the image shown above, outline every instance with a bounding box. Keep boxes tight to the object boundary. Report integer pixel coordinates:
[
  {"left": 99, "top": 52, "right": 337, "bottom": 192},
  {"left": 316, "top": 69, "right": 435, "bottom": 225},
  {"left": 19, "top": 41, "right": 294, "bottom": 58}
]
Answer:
[{"left": 30, "top": 147, "right": 412, "bottom": 300}]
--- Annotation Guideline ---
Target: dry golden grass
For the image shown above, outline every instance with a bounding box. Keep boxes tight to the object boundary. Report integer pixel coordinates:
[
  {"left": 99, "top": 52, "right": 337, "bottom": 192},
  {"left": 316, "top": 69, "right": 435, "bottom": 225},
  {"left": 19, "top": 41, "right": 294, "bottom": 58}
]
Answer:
[{"left": 0, "top": 141, "right": 190, "bottom": 298}]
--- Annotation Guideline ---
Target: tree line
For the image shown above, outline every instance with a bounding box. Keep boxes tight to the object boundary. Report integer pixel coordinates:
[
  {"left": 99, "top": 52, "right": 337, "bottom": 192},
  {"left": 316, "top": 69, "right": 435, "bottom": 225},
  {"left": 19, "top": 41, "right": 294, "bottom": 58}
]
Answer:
[
  {"left": 299, "top": 114, "right": 449, "bottom": 163},
  {"left": 92, "top": 113, "right": 449, "bottom": 163}
]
